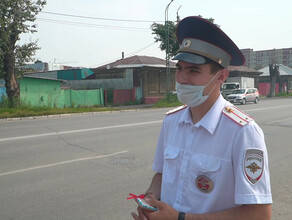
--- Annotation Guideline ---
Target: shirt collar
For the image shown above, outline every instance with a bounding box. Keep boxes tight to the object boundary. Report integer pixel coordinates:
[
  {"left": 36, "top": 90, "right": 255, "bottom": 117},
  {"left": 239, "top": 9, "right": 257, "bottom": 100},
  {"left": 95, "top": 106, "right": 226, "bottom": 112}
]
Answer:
[{"left": 179, "top": 95, "right": 227, "bottom": 134}]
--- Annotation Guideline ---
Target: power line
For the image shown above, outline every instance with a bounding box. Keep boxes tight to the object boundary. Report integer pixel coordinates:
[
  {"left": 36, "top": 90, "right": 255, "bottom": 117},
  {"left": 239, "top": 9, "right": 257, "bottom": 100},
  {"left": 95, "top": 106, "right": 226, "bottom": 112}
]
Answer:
[
  {"left": 41, "top": 11, "right": 164, "bottom": 23},
  {"left": 37, "top": 18, "right": 151, "bottom": 32},
  {"left": 126, "top": 42, "right": 157, "bottom": 57},
  {"left": 90, "top": 42, "right": 158, "bottom": 68}
]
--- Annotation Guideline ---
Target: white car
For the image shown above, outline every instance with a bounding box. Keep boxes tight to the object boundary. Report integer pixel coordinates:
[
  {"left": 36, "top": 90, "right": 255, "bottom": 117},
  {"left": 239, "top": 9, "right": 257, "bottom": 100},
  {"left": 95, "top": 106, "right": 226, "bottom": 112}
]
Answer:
[{"left": 226, "top": 88, "right": 259, "bottom": 105}]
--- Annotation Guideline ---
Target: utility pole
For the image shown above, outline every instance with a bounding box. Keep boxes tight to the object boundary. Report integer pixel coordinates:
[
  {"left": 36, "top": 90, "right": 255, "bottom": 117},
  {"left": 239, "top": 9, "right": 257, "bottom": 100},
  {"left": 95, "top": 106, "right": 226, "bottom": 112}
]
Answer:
[{"left": 165, "top": 0, "right": 174, "bottom": 96}]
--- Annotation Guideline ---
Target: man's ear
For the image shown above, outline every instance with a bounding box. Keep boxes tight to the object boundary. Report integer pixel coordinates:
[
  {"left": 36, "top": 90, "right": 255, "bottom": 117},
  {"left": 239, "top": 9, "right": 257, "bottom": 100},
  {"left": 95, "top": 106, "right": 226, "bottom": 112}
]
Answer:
[{"left": 218, "top": 68, "right": 229, "bottom": 84}]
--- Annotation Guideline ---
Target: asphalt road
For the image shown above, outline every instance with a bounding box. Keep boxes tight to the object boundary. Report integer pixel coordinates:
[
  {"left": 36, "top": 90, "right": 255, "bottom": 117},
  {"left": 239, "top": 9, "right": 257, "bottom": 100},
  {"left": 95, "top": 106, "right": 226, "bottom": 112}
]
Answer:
[{"left": 0, "top": 98, "right": 291, "bottom": 220}]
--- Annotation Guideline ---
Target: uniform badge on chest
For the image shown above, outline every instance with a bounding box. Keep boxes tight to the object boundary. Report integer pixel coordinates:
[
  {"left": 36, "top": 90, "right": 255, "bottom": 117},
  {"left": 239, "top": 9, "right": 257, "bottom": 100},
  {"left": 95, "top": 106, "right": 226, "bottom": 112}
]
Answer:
[{"left": 195, "top": 175, "right": 213, "bottom": 193}]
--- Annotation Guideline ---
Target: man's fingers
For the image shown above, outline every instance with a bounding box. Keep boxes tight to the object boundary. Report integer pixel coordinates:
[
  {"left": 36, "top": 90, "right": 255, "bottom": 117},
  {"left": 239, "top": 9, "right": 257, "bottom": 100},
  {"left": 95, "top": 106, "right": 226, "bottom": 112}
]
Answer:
[
  {"left": 131, "top": 212, "right": 140, "bottom": 220},
  {"left": 134, "top": 207, "right": 149, "bottom": 220},
  {"left": 145, "top": 194, "right": 161, "bottom": 209}
]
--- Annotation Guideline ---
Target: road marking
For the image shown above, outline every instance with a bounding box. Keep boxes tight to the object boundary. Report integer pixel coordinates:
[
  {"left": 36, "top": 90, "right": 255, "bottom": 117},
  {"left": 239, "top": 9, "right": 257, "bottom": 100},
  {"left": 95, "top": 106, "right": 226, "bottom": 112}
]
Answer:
[
  {"left": 0, "top": 120, "right": 163, "bottom": 142},
  {"left": 0, "top": 150, "right": 128, "bottom": 177},
  {"left": 244, "top": 105, "right": 292, "bottom": 112},
  {"left": 266, "top": 117, "right": 292, "bottom": 125}
]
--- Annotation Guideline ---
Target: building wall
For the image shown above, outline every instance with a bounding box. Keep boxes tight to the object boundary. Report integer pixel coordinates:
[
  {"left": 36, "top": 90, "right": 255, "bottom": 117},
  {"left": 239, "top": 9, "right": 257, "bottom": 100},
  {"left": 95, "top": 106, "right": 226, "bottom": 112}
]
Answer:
[
  {"left": 67, "top": 69, "right": 133, "bottom": 90},
  {"left": 241, "top": 47, "right": 292, "bottom": 69},
  {"left": 113, "top": 89, "right": 135, "bottom": 105},
  {"left": 257, "top": 82, "right": 288, "bottom": 95},
  {"left": 141, "top": 68, "right": 176, "bottom": 103}
]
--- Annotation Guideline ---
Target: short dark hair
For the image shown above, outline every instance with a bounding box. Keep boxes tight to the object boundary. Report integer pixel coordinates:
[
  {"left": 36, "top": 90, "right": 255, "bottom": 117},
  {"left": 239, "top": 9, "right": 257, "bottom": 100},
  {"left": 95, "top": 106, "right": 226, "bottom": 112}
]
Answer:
[{"left": 210, "top": 61, "right": 224, "bottom": 74}]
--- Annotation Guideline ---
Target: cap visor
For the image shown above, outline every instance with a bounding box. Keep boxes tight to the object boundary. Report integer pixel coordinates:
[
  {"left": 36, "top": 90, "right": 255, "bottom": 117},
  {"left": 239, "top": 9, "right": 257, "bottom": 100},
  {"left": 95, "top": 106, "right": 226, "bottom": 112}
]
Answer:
[{"left": 172, "top": 52, "right": 210, "bottom": 65}]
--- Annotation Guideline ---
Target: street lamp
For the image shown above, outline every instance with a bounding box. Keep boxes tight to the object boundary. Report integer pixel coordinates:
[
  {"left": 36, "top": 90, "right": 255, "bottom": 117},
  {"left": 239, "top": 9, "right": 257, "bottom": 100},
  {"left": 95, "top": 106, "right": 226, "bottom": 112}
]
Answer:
[{"left": 165, "top": 0, "right": 174, "bottom": 96}]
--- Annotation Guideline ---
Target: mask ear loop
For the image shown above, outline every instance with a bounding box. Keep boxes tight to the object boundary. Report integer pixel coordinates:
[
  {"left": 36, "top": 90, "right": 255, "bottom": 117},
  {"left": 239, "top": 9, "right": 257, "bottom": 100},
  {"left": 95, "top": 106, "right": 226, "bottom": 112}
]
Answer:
[{"left": 204, "top": 71, "right": 221, "bottom": 96}]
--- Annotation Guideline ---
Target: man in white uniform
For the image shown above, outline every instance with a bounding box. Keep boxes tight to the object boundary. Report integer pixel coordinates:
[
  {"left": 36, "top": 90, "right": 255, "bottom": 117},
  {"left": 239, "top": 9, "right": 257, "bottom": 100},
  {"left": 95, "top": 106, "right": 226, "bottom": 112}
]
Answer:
[{"left": 131, "top": 16, "right": 272, "bottom": 220}]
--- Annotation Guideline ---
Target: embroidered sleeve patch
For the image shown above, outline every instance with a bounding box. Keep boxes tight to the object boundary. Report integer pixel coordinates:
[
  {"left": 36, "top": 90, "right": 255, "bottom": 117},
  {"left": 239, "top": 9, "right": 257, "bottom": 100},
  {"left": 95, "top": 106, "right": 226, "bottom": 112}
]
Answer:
[{"left": 243, "top": 149, "right": 264, "bottom": 185}]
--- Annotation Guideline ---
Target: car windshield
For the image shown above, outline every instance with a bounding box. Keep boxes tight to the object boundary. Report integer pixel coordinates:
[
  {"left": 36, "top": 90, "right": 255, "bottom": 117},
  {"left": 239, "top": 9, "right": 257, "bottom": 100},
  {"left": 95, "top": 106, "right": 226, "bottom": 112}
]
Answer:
[
  {"left": 223, "top": 84, "right": 238, "bottom": 90},
  {"left": 233, "top": 89, "right": 246, "bottom": 94}
]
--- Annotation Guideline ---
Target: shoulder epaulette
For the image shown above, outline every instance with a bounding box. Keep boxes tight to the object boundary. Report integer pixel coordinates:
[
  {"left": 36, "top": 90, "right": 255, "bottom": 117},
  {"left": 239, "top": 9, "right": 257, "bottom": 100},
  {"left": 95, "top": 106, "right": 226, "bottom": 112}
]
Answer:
[
  {"left": 222, "top": 106, "right": 253, "bottom": 126},
  {"left": 166, "top": 105, "right": 187, "bottom": 115}
]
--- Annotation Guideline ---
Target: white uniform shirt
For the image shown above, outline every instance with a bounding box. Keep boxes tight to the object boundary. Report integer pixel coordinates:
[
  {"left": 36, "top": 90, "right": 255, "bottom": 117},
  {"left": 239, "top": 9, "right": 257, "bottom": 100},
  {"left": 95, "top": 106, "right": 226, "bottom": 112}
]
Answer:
[{"left": 152, "top": 95, "right": 272, "bottom": 214}]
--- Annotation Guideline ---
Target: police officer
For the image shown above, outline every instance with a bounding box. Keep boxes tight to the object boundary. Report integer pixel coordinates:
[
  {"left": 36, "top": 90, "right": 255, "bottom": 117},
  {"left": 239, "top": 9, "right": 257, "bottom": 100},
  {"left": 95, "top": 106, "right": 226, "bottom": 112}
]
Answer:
[{"left": 131, "top": 16, "right": 272, "bottom": 220}]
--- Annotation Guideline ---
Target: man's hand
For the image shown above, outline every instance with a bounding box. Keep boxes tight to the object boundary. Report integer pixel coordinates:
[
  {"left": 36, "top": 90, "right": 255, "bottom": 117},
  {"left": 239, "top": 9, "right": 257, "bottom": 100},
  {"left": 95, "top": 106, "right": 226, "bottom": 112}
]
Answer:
[
  {"left": 131, "top": 193, "right": 157, "bottom": 220},
  {"left": 131, "top": 206, "right": 152, "bottom": 220},
  {"left": 144, "top": 194, "right": 179, "bottom": 220}
]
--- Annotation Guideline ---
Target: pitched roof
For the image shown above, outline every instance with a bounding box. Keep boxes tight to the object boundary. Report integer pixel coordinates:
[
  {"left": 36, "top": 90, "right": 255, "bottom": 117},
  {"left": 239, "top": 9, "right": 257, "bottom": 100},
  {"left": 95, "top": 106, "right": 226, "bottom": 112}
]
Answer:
[
  {"left": 259, "top": 64, "right": 292, "bottom": 76},
  {"left": 96, "top": 55, "right": 177, "bottom": 69},
  {"left": 228, "top": 65, "right": 261, "bottom": 73}
]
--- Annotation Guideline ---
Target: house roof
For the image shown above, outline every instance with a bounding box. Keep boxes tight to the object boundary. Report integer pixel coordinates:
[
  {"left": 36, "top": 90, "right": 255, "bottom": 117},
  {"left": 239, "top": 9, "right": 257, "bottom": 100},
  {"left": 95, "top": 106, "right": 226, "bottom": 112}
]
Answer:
[
  {"left": 22, "top": 75, "right": 65, "bottom": 82},
  {"left": 95, "top": 55, "right": 177, "bottom": 69},
  {"left": 259, "top": 64, "right": 292, "bottom": 76},
  {"left": 227, "top": 65, "right": 261, "bottom": 73}
]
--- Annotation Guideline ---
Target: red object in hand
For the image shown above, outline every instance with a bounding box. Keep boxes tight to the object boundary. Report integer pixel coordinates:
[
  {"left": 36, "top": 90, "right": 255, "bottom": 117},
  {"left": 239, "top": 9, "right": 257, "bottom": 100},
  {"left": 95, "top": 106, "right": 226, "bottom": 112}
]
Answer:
[{"left": 127, "top": 193, "right": 145, "bottom": 200}]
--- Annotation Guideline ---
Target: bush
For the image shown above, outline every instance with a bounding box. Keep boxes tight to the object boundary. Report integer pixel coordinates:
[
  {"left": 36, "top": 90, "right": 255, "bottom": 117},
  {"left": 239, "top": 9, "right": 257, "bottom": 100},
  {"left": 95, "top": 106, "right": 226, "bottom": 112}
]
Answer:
[
  {"left": 275, "top": 92, "right": 292, "bottom": 97},
  {"left": 153, "top": 93, "right": 182, "bottom": 108}
]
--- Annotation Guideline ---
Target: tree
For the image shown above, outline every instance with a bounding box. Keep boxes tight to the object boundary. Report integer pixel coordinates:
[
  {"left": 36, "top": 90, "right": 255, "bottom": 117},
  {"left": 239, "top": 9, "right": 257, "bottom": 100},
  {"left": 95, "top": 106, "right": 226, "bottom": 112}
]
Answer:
[
  {"left": 151, "top": 21, "right": 179, "bottom": 58},
  {"left": 269, "top": 64, "right": 279, "bottom": 97},
  {"left": 151, "top": 15, "right": 217, "bottom": 58},
  {"left": 0, "top": 0, "right": 46, "bottom": 106}
]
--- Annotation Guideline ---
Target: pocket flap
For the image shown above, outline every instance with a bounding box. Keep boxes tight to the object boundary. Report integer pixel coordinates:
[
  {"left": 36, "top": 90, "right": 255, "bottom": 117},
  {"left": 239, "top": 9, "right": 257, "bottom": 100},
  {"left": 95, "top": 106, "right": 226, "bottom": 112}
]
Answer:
[
  {"left": 164, "top": 147, "right": 180, "bottom": 159},
  {"left": 192, "top": 154, "right": 221, "bottom": 172}
]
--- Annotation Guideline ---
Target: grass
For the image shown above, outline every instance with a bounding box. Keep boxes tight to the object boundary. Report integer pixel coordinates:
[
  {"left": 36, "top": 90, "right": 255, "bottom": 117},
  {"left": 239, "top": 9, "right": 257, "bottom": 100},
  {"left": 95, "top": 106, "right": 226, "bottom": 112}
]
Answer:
[
  {"left": 2, "top": 91, "right": 292, "bottom": 119},
  {"left": 9, "top": 91, "right": 292, "bottom": 119},
  {"left": 0, "top": 105, "right": 119, "bottom": 119},
  {"left": 0, "top": 94, "right": 182, "bottom": 119},
  {"left": 275, "top": 92, "right": 292, "bottom": 97},
  {"left": 153, "top": 93, "right": 182, "bottom": 108}
]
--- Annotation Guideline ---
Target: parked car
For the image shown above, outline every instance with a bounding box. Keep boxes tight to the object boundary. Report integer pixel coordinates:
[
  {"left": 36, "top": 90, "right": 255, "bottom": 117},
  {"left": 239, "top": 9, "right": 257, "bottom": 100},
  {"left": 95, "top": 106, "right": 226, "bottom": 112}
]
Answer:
[{"left": 226, "top": 88, "right": 259, "bottom": 104}]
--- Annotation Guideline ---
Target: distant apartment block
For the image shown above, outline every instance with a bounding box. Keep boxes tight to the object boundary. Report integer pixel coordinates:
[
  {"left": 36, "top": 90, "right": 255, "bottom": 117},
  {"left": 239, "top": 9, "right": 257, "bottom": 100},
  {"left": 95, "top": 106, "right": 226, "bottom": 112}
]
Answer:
[
  {"left": 23, "top": 60, "right": 49, "bottom": 72},
  {"left": 241, "top": 47, "right": 292, "bottom": 69}
]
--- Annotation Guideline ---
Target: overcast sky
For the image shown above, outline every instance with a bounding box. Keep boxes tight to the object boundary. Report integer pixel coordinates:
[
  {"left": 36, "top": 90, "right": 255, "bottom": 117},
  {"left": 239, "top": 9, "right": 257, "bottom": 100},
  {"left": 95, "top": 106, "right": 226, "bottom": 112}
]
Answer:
[{"left": 20, "top": 0, "right": 292, "bottom": 68}]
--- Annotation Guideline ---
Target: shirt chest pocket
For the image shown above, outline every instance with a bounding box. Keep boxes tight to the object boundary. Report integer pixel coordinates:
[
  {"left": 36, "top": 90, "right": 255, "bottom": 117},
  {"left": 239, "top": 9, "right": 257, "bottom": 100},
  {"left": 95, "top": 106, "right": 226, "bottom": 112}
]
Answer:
[
  {"left": 190, "top": 154, "right": 222, "bottom": 194},
  {"left": 163, "top": 147, "right": 180, "bottom": 183}
]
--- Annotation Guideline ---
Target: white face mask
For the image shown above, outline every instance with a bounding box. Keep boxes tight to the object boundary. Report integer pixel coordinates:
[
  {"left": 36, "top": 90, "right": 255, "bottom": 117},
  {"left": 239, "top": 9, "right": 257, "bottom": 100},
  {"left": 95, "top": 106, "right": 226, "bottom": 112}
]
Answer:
[{"left": 176, "top": 72, "right": 219, "bottom": 107}]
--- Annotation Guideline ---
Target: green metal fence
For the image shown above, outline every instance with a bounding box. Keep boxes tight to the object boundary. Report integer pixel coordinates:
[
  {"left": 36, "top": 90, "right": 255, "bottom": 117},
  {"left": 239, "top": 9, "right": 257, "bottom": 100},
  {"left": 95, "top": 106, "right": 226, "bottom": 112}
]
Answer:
[{"left": 20, "top": 77, "right": 104, "bottom": 108}]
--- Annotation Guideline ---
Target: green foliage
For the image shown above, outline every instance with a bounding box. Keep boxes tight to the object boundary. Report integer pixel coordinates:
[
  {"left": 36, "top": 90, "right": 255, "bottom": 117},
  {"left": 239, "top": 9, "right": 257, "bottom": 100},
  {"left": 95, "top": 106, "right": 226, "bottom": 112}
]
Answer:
[
  {"left": 15, "top": 42, "right": 40, "bottom": 76},
  {"left": 0, "top": 95, "right": 20, "bottom": 108},
  {"left": 153, "top": 93, "right": 182, "bottom": 108},
  {"left": 0, "top": 0, "right": 46, "bottom": 103},
  {"left": 275, "top": 92, "right": 292, "bottom": 97},
  {"left": 151, "top": 21, "right": 179, "bottom": 57},
  {"left": 151, "top": 16, "right": 218, "bottom": 56}
]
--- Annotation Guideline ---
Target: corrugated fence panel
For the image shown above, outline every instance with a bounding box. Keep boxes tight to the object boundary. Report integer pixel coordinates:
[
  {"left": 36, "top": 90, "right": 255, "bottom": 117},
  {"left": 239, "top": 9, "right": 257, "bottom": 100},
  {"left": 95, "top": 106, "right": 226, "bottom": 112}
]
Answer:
[
  {"left": 70, "top": 89, "right": 104, "bottom": 107},
  {"left": 20, "top": 78, "right": 62, "bottom": 107},
  {"left": 0, "top": 86, "right": 6, "bottom": 102},
  {"left": 20, "top": 77, "right": 104, "bottom": 108}
]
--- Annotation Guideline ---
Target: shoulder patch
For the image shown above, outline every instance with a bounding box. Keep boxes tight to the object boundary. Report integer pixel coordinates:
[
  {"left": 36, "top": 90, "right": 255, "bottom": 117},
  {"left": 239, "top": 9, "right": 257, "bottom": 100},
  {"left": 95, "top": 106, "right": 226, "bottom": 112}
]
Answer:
[
  {"left": 222, "top": 106, "right": 253, "bottom": 126},
  {"left": 166, "top": 105, "right": 187, "bottom": 115},
  {"left": 243, "top": 149, "right": 264, "bottom": 184}
]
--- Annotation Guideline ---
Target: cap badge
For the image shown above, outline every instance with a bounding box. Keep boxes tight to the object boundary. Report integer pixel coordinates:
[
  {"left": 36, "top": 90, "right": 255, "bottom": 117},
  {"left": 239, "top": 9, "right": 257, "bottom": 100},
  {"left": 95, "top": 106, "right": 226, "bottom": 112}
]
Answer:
[
  {"left": 195, "top": 175, "right": 213, "bottom": 193},
  {"left": 244, "top": 149, "right": 264, "bottom": 184},
  {"left": 183, "top": 40, "right": 192, "bottom": 48}
]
